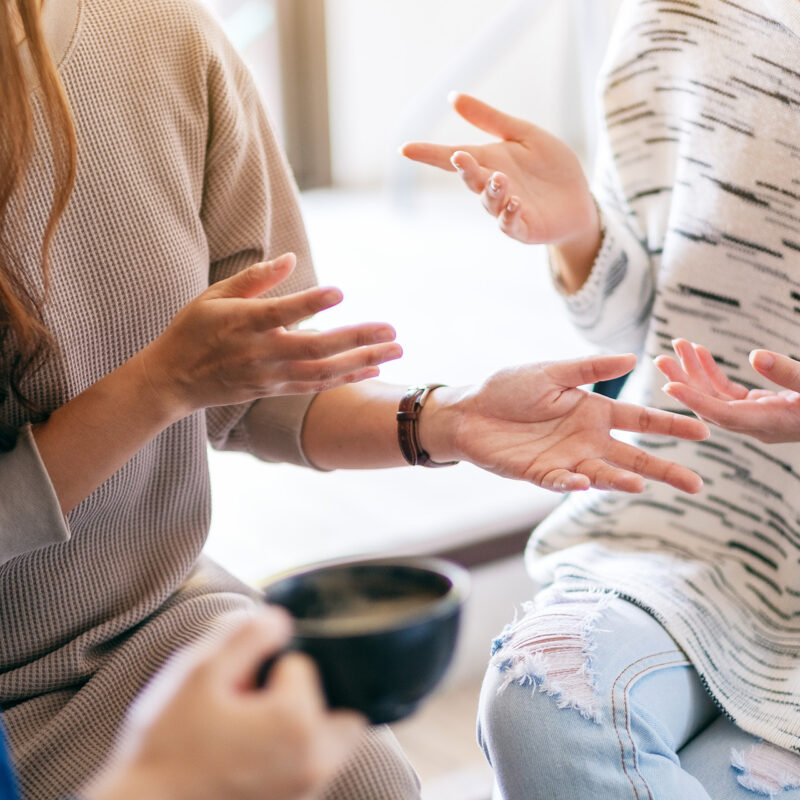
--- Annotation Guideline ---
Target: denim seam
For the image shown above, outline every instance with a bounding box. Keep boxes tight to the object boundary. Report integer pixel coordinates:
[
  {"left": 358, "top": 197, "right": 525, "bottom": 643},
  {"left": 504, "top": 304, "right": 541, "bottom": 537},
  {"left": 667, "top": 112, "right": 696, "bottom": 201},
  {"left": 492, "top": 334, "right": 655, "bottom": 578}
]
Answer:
[{"left": 611, "top": 650, "right": 689, "bottom": 800}]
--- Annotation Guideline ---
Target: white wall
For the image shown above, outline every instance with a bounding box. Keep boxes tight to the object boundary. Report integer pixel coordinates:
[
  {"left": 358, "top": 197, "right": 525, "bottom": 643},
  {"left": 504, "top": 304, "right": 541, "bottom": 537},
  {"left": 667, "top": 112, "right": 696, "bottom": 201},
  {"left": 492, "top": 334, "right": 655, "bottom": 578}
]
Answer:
[{"left": 324, "top": 0, "right": 622, "bottom": 190}]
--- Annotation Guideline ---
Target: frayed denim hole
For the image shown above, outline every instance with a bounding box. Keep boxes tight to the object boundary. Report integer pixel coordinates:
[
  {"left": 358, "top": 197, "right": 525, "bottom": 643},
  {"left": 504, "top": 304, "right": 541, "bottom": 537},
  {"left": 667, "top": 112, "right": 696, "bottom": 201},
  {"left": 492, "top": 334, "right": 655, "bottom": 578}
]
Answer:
[
  {"left": 731, "top": 742, "right": 800, "bottom": 796},
  {"left": 489, "top": 590, "right": 617, "bottom": 724}
]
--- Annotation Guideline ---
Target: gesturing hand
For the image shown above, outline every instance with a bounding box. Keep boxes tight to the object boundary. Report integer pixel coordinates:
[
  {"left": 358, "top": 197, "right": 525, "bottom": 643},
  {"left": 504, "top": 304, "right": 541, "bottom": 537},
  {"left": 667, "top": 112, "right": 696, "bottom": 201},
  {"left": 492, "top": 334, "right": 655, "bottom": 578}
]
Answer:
[
  {"left": 655, "top": 339, "right": 800, "bottom": 444},
  {"left": 400, "top": 93, "right": 598, "bottom": 251},
  {"left": 423, "top": 353, "right": 709, "bottom": 494},
  {"left": 141, "top": 253, "right": 403, "bottom": 417}
]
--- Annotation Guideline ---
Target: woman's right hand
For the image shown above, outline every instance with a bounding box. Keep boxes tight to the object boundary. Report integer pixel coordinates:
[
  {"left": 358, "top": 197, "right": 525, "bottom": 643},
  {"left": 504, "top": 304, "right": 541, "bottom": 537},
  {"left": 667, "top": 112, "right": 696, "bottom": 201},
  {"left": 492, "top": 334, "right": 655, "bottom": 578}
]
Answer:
[
  {"left": 139, "top": 253, "right": 403, "bottom": 417},
  {"left": 401, "top": 94, "right": 601, "bottom": 284},
  {"left": 401, "top": 94, "right": 602, "bottom": 292}
]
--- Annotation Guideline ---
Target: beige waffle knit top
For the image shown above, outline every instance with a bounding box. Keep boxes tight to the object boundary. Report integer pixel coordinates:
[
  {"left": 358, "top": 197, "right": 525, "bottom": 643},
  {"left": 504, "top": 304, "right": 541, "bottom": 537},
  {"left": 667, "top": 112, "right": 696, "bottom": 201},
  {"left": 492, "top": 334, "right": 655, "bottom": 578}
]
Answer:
[{"left": 0, "top": 0, "right": 324, "bottom": 795}]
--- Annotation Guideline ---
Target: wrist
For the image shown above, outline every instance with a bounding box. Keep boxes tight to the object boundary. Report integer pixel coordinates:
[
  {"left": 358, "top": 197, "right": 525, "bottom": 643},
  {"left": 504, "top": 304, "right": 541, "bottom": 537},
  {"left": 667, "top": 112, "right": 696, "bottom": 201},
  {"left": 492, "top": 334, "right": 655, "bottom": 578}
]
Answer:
[
  {"left": 550, "top": 199, "right": 603, "bottom": 294},
  {"left": 415, "top": 385, "right": 463, "bottom": 465},
  {"left": 133, "top": 344, "right": 195, "bottom": 424}
]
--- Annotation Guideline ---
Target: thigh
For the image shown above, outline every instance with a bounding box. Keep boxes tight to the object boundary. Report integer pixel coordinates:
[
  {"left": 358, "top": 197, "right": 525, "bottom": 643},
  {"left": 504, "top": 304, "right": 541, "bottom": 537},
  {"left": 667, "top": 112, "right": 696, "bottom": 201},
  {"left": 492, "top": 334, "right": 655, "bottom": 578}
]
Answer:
[
  {"left": 319, "top": 725, "right": 421, "bottom": 800},
  {"left": 479, "top": 591, "right": 719, "bottom": 800},
  {"left": 680, "top": 717, "right": 800, "bottom": 800}
]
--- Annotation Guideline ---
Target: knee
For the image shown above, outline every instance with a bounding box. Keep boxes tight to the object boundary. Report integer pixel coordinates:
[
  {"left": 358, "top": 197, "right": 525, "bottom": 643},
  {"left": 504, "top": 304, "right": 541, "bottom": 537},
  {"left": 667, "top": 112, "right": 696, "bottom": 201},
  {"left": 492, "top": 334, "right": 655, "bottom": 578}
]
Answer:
[{"left": 478, "top": 660, "right": 591, "bottom": 763}]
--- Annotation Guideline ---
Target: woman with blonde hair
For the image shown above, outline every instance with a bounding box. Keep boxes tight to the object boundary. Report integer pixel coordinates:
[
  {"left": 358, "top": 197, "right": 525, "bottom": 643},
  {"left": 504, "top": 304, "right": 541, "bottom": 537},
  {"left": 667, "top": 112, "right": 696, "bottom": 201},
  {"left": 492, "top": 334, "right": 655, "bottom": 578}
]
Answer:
[{"left": 0, "top": 0, "right": 711, "bottom": 797}]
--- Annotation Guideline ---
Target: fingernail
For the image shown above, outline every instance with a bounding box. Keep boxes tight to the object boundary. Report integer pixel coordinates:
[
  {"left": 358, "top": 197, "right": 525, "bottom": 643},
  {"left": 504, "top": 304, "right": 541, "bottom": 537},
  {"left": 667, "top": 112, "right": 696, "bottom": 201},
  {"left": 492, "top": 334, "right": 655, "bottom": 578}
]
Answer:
[
  {"left": 751, "top": 350, "right": 774, "bottom": 370},
  {"left": 489, "top": 179, "right": 500, "bottom": 194},
  {"left": 373, "top": 326, "right": 395, "bottom": 343},
  {"left": 322, "top": 289, "right": 341, "bottom": 304},
  {"left": 450, "top": 156, "right": 464, "bottom": 172},
  {"left": 506, "top": 199, "right": 519, "bottom": 213}
]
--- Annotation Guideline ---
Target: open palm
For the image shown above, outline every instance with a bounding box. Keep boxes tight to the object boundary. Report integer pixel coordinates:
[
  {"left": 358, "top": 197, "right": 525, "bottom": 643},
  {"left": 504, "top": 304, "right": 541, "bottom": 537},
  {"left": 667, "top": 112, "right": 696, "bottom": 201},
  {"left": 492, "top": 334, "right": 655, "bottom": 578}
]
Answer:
[
  {"left": 449, "top": 354, "right": 708, "bottom": 494},
  {"left": 655, "top": 339, "right": 800, "bottom": 444}
]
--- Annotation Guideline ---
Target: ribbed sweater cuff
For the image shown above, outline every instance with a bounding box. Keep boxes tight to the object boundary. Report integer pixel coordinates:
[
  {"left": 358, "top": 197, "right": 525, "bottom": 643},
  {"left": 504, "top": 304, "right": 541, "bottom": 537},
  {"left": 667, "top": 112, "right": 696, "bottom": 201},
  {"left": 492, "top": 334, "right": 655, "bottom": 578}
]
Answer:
[
  {"left": 0, "top": 425, "right": 70, "bottom": 566},
  {"left": 241, "top": 394, "right": 321, "bottom": 469}
]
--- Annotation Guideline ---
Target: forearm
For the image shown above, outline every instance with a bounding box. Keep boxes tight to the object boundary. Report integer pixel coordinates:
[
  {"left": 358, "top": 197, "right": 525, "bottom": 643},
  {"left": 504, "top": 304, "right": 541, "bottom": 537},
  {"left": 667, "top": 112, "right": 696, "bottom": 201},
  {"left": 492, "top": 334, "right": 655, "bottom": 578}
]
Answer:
[
  {"left": 32, "top": 352, "right": 185, "bottom": 514},
  {"left": 301, "top": 382, "right": 407, "bottom": 470},
  {"left": 301, "top": 381, "right": 464, "bottom": 471}
]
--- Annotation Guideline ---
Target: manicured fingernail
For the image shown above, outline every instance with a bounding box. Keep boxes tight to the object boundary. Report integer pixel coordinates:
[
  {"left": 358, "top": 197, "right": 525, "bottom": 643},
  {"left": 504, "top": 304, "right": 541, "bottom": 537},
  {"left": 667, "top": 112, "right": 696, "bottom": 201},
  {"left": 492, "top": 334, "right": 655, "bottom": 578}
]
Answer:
[
  {"left": 489, "top": 179, "right": 500, "bottom": 194},
  {"left": 450, "top": 156, "right": 463, "bottom": 172},
  {"left": 506, "top": 199, "right": 519, "bottom": 212}
]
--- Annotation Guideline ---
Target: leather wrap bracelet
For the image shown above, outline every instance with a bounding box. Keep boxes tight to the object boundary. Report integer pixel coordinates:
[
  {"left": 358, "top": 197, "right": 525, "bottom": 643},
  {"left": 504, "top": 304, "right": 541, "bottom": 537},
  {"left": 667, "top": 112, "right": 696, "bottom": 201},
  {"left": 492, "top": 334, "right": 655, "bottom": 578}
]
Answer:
[{"left": 396, "top": 384, "right": 460, "bottom": 468}]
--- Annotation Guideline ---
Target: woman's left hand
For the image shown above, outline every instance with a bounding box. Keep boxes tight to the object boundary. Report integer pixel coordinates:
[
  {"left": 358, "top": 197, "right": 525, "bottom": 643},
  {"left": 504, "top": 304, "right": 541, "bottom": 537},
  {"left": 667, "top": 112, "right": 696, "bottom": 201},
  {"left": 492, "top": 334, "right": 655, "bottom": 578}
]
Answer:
[
  {"left": 654, "top": 339, "right": 800, "bottom": 443},
  {"left": 420, "top": 353, "right": 709, "bottom": 494}
]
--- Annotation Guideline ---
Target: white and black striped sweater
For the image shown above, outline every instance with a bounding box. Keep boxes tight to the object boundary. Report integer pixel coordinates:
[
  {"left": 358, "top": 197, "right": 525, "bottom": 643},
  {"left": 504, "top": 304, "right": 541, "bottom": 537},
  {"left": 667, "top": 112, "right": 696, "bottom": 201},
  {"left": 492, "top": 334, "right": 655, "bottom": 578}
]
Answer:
[{"left": 528, "top": 0, "right": 800, "bottom": 751}]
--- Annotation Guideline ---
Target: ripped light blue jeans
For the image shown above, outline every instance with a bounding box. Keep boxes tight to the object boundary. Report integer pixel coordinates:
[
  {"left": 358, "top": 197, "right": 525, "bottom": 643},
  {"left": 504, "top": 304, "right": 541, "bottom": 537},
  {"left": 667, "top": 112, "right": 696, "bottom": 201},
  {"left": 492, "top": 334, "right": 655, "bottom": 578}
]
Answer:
[{"left": 478, "top": 590, "right": 800, "bottom": 800}]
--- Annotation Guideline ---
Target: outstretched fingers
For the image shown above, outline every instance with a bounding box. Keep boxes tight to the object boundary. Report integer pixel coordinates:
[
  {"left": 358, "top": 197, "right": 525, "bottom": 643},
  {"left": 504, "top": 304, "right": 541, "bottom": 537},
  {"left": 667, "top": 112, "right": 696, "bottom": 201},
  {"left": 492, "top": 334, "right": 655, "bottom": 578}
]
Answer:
[
  {"left": 249, "top": 286, "right": 346, "bottom": 331},
  {"left": 279, "top": 324, "right": 398, "bottom": 361},
  {"left": 661, "top": 382, "right": 762, "bottom": 430},
  {"left": 400, "top": 141, "right": 463, "bottom": 171},
  {"left": 750, "top": 349, "right": 800, "bottom": 393},
  {"left": 450, "top": 92, "right": 533, "bottom": 141},
  {"left": 278, "top": 341, "right": 403, "bottom": 393},
  {"left": 653, "top": 354, "right": 689, "bottom": 385},
  {"left": 571, "top": 459, "right": 646, "bottom": 493},
  {"left": 544, "top": 353, "right": 637, "bottom": 390},
  {"left": 695, "top": 344, "right": 748, "bottom": 398},
  {"left": 610, "top": 400, "right": 709, "bottom": 441},
  {"left": 606, "top": 441, "right": 704, "bottom": 494}
]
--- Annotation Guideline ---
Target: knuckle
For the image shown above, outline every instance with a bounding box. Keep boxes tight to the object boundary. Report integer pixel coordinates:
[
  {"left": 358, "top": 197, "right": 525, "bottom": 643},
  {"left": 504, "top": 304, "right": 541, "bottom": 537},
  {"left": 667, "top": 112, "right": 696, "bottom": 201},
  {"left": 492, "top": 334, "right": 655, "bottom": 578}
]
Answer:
[
  {"left": 301, "top": 338, "right": 325, "bottom": 360},
  {"left": 637, "top": 407, "right": 653, "bottom": 433},
  {"left": 632, "top": 450, "right": 650, "bottom": 475}
]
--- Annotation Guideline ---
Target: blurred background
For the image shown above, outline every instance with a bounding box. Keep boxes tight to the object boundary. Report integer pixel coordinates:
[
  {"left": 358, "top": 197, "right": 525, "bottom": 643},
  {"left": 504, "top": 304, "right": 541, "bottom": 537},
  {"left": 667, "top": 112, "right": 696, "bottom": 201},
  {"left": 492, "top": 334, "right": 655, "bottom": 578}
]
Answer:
[{"left": 198, "top": 2, "right": 622, "bottom": 797}]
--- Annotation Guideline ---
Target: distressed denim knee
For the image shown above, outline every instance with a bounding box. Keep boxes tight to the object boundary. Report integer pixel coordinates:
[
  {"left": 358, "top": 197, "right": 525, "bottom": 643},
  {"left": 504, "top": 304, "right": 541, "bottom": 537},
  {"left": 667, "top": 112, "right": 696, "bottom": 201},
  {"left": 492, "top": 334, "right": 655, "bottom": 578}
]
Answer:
[{"left": 477, "top": 589, "right": 724, "bottom": 800}]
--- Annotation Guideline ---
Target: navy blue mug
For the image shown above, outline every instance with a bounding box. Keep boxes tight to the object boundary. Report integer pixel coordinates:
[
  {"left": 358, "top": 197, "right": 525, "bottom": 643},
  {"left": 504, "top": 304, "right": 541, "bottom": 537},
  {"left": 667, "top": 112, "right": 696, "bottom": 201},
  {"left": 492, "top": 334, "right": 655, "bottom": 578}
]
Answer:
[{"left": 259, "top": 556, "right": 470, "bottom": 724}]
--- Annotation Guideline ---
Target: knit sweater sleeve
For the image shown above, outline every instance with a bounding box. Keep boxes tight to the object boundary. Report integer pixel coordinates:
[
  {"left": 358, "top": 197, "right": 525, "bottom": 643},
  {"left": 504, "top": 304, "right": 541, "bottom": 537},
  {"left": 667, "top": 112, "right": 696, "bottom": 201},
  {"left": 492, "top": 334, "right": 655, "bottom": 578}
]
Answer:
[
  {"left": 553, "top": 162, "right": 655, "bottom": 354},
  {"left": 0, "top": 426, "right": 70, "bottom": 566},
  {"left": 193, "top": 6, "right": 319, "bottom": 467}
]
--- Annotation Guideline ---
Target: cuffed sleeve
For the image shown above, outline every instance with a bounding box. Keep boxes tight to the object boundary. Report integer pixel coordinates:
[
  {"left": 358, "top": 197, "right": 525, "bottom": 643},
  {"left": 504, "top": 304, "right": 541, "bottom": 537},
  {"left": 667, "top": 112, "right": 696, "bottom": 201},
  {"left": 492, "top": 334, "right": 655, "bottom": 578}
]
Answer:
[
  {"left": 554, "top": 203, "right": 654, "bottom": 353},
  {"left": 0, "top": 425, "right": 70, "bottom": 566}
]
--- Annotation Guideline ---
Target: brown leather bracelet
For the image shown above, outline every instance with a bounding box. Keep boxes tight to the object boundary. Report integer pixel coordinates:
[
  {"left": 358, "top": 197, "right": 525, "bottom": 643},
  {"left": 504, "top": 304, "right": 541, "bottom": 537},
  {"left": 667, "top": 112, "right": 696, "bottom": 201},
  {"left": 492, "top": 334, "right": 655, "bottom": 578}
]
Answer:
[{"left": 397, "top": 384, "right": 460, "bottom": 468}]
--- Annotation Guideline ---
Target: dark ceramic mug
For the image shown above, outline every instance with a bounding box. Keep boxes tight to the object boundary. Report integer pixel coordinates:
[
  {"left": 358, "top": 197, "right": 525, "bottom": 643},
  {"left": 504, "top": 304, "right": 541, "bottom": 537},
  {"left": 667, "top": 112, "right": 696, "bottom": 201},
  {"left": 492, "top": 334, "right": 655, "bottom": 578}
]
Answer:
[{"left": 259, "top": 556, "right": 470, "bottom": 724}]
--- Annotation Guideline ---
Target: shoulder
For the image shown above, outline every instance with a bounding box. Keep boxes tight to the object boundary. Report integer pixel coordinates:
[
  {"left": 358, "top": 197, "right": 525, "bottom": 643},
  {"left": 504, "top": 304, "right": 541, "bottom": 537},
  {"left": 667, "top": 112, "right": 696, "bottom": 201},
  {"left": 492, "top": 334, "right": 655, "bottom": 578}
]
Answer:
[{"left": 81, "top": 0, "right": 233, "bottom": 67}]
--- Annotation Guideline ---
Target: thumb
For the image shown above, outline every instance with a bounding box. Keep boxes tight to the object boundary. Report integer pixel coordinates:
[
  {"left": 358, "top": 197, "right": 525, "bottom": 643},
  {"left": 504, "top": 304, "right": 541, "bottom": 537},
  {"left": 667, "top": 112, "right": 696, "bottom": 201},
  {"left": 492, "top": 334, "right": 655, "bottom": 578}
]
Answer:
[
  {"left": 450, "top": 92, "right": 533, "bottom": 141},
  {"left": 208, "top": 253, "right": 296, "bottom": 299},
  {"left": 544, "top": 353, "right": 637, "bottom": 389},
  {"left": 750, "top": 350, "right": 800, "bottom": 392}
]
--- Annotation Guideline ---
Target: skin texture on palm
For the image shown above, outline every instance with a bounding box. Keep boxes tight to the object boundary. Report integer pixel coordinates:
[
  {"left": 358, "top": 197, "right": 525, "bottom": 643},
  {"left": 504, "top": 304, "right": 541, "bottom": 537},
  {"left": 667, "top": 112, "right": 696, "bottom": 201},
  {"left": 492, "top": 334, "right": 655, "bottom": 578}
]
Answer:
[
  {"left": 655, "top": 339, "right": 800, "bottom": 444},
  {"left": 400, "top": 93, "right": 602, "bottom": 292},
  {"left": 419, "top": 353, "right": 709, "bottom": 495}
]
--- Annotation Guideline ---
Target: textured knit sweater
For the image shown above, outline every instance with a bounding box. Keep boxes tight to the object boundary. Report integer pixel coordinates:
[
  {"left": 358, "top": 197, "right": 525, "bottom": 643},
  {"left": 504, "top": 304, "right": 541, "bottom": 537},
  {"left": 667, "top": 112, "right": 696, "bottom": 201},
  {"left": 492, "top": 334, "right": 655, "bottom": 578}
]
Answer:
[
  {"left": 529, "top": 0, "right": 800, "bottom": 752},
  {"left": 1, "top": 0, "right": 320, "bottom": 796}
]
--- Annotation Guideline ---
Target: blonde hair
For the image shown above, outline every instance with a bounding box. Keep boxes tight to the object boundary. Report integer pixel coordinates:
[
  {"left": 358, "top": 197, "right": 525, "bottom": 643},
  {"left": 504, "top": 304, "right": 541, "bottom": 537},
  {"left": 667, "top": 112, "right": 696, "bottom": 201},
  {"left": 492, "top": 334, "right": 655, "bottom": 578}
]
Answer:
[{"left": 0, "top": 0, "right": 76, "bottom": 449}]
